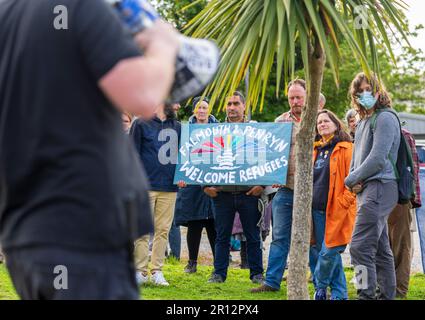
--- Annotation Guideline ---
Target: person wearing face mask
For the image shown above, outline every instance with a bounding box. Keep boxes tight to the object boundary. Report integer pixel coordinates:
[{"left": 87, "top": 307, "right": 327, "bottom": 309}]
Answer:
[
  {"left": 310, "top": 110, "right": 356, "bottom": 300},
  {"left": 345, "top": 72, "right": 401, "bottom": 300}
]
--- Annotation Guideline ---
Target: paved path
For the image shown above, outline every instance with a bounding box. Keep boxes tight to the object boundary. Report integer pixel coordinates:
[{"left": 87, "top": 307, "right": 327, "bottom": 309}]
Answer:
[{"left": 178, "top": 223, "right": 424, "bottom": 273}]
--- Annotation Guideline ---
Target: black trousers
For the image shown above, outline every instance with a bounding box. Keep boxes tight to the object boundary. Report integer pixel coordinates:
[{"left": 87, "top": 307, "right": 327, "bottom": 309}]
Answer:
[
  {"left": 186, "top": 219, "right": 216, "bottom": 261},
  {"left": 5, "top": 246, "right": 138, "bottom": 300}
]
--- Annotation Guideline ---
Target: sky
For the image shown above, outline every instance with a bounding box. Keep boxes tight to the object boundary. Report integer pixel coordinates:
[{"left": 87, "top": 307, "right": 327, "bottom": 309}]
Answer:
[
  {"left": 153, "top": 0, "right": 425, "bottom": 53},
  {"left": 399, "top": 0, "right": 425, "bottom": 52}
]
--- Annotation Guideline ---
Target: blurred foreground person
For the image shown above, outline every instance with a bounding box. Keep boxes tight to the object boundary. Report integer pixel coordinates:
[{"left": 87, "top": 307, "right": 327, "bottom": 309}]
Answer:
[{"left": 0, "top": 0, "right": 179, "bottom": 299}]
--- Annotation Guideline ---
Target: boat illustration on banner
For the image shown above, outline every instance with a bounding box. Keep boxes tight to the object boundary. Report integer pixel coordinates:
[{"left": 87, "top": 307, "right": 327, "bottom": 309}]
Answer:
[{"left": 191, "top": 134, "right": 266, "bottom": 170}]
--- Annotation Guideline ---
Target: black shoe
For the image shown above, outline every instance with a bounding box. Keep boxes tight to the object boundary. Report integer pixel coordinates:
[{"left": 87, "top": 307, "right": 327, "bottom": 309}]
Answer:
[
  {"left": 208, "top": 273, "right": 225, "bottom": 283},
  {"left": 251, "top": 273, "right": 265, "bottom": 284},
  {"left": 314, "top": 288, "right": 327, "bottom": 300},
  {"left": 184, "top": 260, "right": 197, "bottom": 273}
]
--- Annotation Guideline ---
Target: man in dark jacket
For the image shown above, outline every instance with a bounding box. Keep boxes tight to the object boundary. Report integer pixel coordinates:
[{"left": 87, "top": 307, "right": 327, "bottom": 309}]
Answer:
[
  {"left": 204, "top": 92, "right": 264, "bottom": 284},
  {"left": 0, "top": 0, "right": 179, "bottom": 299},
  {"left": 130, "top": 102, "right": 181, "bottom": 286}
]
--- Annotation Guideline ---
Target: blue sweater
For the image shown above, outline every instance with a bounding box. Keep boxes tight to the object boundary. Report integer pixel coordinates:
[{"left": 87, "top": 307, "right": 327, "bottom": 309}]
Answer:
[
  {"left": 130, "top": 116, "right": 181, "bottom": 192},
  {"left": 174, "top": 114, "right": 218, "bottom": 225}
]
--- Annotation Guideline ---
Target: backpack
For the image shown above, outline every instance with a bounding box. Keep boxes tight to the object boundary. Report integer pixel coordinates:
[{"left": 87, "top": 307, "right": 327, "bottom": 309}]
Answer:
[{"left": 370, "top": 108, "right": 416, "bottom": 205}]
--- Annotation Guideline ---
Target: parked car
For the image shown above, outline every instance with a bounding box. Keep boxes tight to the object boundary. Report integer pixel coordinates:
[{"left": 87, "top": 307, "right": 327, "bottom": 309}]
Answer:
[{"left": 416, "top": 141, "right": 425, "bottom": 170}]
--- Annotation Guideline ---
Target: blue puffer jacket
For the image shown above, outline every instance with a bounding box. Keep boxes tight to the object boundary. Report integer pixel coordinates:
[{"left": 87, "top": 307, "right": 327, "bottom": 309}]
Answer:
[
  {"left": 174, "top": 114, "right": 218, "bottom": 225},
  {"left": 130, "top": 116, "right": 181, "bottom": 192}
]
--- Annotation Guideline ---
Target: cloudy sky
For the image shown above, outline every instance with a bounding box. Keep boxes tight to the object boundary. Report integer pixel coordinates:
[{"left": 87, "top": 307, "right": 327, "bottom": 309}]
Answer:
[{"left": 403, "top": 0, "right": 425, "bottom": 52}]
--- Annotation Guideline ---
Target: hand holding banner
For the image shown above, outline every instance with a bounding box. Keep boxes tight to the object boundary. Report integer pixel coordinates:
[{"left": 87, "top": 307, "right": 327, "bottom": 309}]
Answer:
[{"left": 174, "top": 122, "right": 293, "bottom": 186}]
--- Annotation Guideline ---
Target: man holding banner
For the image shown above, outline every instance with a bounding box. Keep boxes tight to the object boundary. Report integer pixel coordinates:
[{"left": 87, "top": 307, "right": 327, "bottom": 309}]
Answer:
[
  {"left": 174, "top": 91, "right": 293, "bottom": 284},
  {"left": 204, "top": 92, "right": 265, "bottom": 284}
]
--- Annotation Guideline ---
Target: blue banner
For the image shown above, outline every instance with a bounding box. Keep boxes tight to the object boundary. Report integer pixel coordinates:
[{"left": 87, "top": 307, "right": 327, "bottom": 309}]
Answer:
[{"left": 174, "top": 122, "right": 293, "bottom": 185}]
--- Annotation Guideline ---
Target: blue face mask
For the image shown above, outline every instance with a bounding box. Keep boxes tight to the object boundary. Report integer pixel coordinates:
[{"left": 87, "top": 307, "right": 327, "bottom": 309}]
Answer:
[{"left": 358, "top": 91, "right": 377, "bottom": 110}]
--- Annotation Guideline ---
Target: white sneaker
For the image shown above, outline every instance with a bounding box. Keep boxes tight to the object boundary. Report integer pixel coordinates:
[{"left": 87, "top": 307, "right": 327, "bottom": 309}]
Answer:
[
  {"left": 135, "top": 271, "right": 149, "bottom": 286},
  {"left": 151, "top": 271, "right": 169, "bottom": 286}
]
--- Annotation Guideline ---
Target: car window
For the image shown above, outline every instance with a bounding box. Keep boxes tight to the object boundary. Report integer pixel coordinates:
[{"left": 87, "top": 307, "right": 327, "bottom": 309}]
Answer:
[{"left": 416, "top": 145, "right": 425, "bottom": 165}]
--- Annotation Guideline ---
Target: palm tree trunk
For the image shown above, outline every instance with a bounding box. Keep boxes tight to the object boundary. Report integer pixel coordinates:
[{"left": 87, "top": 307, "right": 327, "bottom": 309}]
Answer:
[{"left": 287, "top": 39, "right": 326, "bottom": 300}]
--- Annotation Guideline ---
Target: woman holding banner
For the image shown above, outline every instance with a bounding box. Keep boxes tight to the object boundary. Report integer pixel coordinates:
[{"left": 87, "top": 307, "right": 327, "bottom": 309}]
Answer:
[
  {"left": 175, "top": 97, "right": 218, "bottom": 273},
  {"left": 310, "top": 110, "right": 356, "bottom": 300}
]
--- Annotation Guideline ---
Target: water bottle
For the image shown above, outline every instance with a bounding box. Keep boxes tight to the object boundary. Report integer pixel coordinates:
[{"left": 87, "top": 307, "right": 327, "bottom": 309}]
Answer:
[{"left": 106, "top": 0, "right": 220, "bottom": 103}]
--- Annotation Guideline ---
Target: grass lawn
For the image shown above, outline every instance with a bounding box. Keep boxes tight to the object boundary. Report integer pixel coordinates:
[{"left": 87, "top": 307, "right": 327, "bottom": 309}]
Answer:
[{"left": 1, "top": 258, "right": 424, "bottom": 300}]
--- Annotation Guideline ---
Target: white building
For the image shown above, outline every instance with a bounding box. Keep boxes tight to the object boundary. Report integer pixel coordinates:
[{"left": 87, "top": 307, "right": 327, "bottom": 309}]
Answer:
[{"left": 399, "top": 112, "right": 425, "bottom": 141}]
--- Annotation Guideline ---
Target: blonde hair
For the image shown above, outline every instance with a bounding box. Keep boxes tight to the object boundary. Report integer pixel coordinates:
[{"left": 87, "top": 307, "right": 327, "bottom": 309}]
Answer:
[{"left": 349, "top": 72, "right": 392, "bottom": 119}]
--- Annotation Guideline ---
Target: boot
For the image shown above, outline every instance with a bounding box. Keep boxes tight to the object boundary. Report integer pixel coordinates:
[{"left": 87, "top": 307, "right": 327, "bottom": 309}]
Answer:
[
  {"left": 239, "top": 241, "right": 249, "bottom": 269},
  {"left": 184, "top": 260, "right": 197, "bottom": 273}
]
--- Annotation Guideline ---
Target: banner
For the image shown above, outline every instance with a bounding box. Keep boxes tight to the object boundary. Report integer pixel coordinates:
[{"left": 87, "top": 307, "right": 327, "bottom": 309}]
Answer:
[{"left": 174, "top": 122, "right": 293, "bottom": 185}]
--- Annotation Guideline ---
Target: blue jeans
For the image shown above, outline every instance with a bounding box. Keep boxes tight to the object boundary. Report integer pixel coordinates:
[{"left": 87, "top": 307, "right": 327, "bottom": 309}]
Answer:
[
  {"left": 309, "top": 209, "right": 347, "bottom": 299},
  {"left": 212, "top": 192, "right": 263, "bottom": 280},
  {"left": 168, "top": 218, "right": 181, "bottom": 259},
  {"left": 264, "top": 188, "right": 293, "bottom": 290}
]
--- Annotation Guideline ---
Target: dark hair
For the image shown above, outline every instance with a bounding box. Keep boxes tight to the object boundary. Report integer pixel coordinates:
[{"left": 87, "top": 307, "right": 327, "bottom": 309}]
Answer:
[
  {"left": 287, "top": 78, "right": 306, "bottom": 91},
  {"left": 164, "top": 101, "right": 174, "bottom": 109},
  {"left": 231, "top": 91, "right": 245, "bottom": 104},
  {"left": 349, "top": 72, "right": 392, "bottom": 119},
  {"left": 192, "top": 96, "right": 209, "bottom": 111},
  {"left": 315, "top": 109, "right": 352, "bottom": 143}
]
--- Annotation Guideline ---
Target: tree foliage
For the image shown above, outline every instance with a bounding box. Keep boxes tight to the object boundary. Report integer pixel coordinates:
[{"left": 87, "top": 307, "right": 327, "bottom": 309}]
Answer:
[
  {"left": 157, "top": 0, "right": 424, "bottom": 122},
  {"left": 156, "top": 0, "right": 419, "bottom": 300}
]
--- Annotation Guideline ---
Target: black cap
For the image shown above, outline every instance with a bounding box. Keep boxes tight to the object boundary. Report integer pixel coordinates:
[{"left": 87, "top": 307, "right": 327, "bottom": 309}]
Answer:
[{"left": 192, "top": 96, "right": 209, "bottom": 111}]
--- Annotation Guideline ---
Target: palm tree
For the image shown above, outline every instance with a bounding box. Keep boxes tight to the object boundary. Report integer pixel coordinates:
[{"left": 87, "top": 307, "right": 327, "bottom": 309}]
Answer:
[{"left": 184, "top": 0, "right": 410, "bottom": 299}]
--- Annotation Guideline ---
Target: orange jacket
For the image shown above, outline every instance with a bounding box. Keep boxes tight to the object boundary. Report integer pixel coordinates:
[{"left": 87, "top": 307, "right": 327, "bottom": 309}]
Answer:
[{"left": 312, "top": 141, "right": 356, "bottom": 248}]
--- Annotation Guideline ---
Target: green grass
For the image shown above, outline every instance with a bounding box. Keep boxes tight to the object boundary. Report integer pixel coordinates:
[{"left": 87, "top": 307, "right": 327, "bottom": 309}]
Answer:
[
  {"left": 0, "top": 264, "right": 18, "bottom": 300},
  {"left": 1, "top": 260, "right": 424, "bottom": 300}
]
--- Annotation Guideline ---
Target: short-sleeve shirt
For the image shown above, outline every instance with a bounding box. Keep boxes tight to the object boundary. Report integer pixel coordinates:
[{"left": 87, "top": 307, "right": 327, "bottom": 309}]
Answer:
[{"left": 0, "top": 0, "right": 153, "bottom": 251}]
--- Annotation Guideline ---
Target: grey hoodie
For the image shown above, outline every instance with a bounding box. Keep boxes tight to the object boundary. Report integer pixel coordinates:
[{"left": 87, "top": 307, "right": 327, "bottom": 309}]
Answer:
[{"left": 345, "top": 108, "right": 400, "bottom": 188}]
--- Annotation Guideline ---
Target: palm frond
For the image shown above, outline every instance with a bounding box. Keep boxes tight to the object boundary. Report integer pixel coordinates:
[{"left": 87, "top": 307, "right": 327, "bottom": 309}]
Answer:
[{"left": 184, "top": 0, "right": 410, "bottom": 113}]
